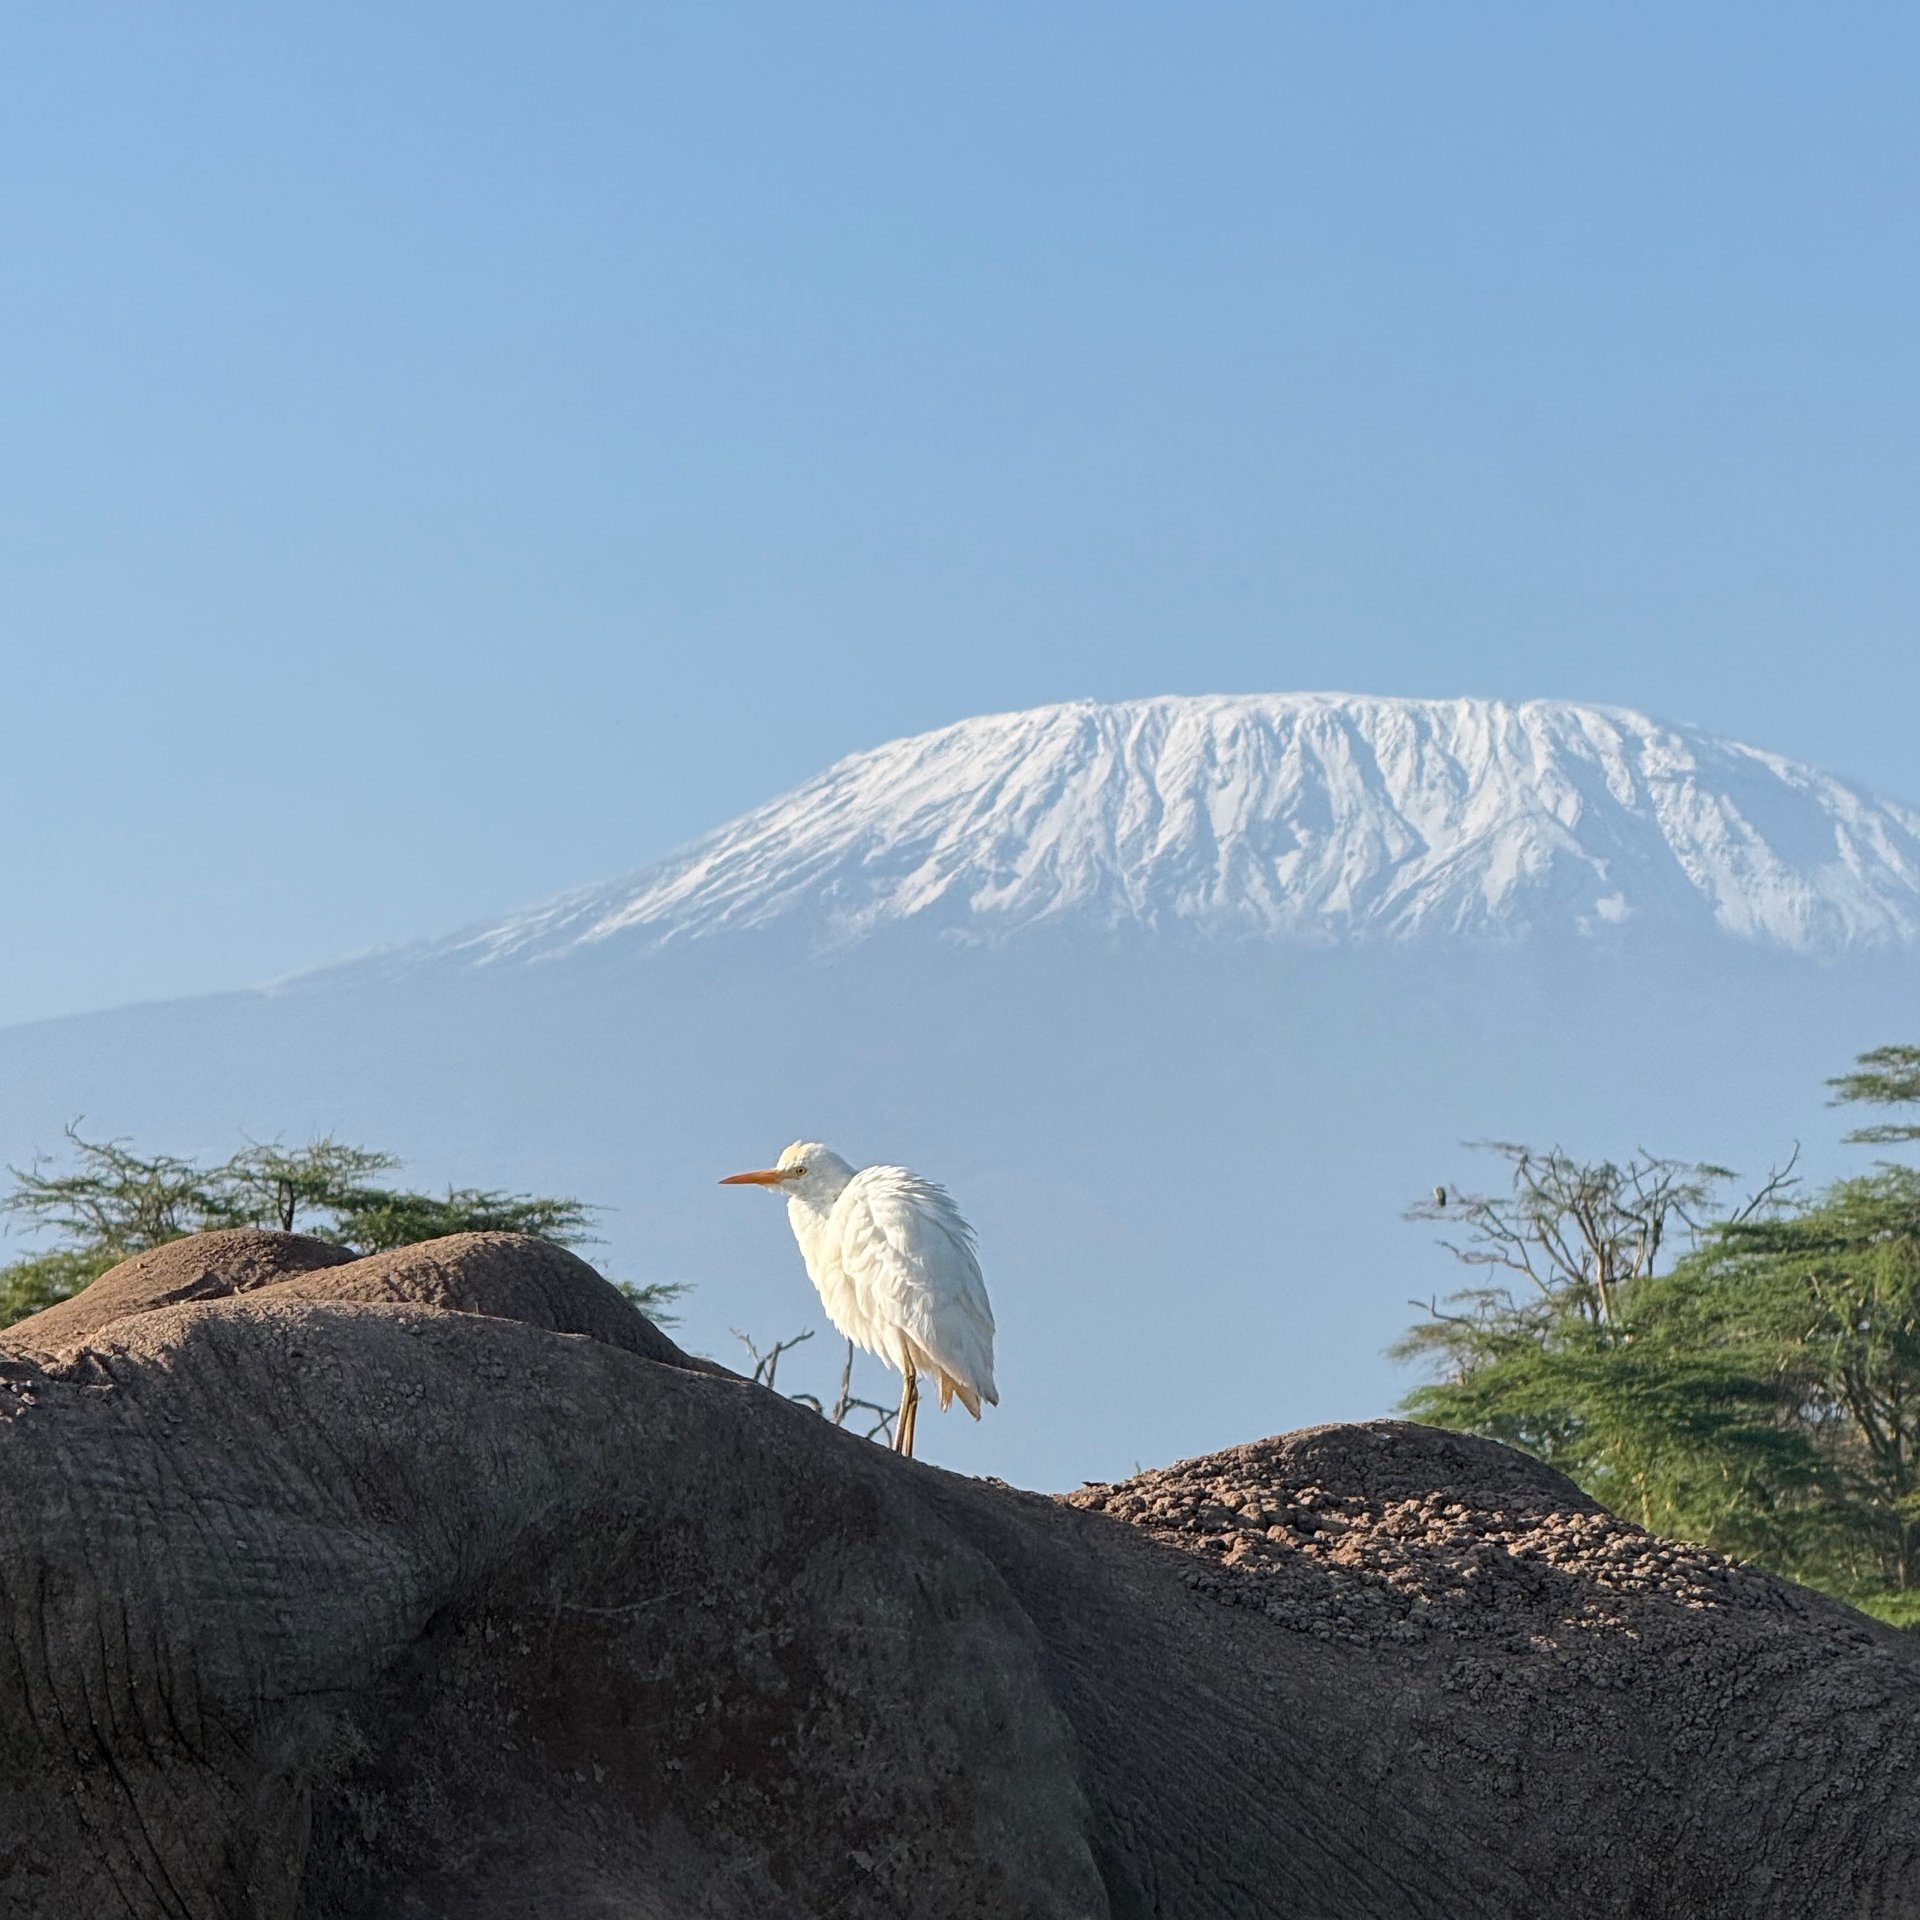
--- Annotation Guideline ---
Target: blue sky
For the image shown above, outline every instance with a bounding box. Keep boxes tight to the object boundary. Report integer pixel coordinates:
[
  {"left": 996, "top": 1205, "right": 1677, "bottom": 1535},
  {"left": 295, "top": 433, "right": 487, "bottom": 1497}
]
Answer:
[{"left": 4, "top": 4, "right": 1917, "bottom": 1024}]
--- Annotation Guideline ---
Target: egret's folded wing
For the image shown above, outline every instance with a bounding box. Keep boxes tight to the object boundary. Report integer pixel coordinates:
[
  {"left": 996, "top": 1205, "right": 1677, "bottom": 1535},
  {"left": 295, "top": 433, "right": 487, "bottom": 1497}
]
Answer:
[{"left": 834, "top": 1167, "right": 997, "bottom": 1406}]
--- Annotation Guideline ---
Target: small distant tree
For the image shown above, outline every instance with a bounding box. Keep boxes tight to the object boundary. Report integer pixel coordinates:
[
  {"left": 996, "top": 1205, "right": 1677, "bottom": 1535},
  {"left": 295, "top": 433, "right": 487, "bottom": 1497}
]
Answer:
[
  {"left": 0, "top": 1126, "right": 683, "bottom": 1330},
  {"left": 219, "top": 1139, "right": 402, "bottom": 1233}
]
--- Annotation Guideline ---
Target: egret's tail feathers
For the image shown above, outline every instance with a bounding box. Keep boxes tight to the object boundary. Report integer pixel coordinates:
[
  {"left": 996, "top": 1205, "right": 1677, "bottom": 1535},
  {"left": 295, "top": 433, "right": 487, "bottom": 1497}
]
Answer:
[{"left": 938, "top": 1370, "right": 984, "bottom": 1420}]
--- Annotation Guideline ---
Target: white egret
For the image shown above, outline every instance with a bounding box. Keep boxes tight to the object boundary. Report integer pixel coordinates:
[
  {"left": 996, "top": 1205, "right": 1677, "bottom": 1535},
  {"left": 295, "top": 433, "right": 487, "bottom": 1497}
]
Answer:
[{"left": 720, "top": 1142, "right": 996, "bottom": 1458}]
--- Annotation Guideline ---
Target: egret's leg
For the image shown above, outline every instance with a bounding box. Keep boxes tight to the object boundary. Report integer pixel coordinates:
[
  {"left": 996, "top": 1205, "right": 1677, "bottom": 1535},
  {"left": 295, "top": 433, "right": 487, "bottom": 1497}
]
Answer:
[
  {"left": 894, "top": 1365, "right": 920, "bottom": 1458},
  {"left": 894, "top": 1365, "right": 913, "bottom": 1454}
]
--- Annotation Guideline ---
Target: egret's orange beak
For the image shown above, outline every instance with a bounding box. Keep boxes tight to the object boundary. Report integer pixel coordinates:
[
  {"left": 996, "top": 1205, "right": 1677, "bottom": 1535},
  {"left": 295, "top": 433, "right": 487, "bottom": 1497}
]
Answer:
[{"left": 719, "top": 1166, "right": 803, "bottom": 1186}]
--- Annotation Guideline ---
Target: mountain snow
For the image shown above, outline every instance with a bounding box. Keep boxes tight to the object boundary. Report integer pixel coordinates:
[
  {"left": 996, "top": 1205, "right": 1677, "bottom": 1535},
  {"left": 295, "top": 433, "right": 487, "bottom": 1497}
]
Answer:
[
  {"left": 21, "top": 693, "right": 1920, "bottom": 1484},
  {"left": 405, "top": 695, "right": 1920, "bottom": 969}
]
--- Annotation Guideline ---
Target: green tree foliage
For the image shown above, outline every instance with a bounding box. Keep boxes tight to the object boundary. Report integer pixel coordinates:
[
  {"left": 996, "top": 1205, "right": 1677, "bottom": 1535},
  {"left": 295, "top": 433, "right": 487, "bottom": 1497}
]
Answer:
[
  {"left": 1679, "top": 1168, "right": 1920, "bottom": 1601},
  {"left": 1829, "top": 1044, "right": 1920, "bottom": 1145},
  {"left": 1398, "top": 1054, "right": 1920, "bottom": 1630},
  {"left": 0, "top": 1127, "right": 683, "bottom": 1330},
  {"left": 219, "top": 1139, "right": 402, "bottom": 1232}
]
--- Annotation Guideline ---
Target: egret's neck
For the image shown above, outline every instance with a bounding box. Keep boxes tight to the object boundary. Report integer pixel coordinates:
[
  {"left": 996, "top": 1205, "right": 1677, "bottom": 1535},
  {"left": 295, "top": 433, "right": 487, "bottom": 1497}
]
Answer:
[
  {"left": 784, "top": 1154, "right": 856, "bottom": 1275},
  {"left": 785, "top": 1191, "right": 832, "bottom": 1279}
]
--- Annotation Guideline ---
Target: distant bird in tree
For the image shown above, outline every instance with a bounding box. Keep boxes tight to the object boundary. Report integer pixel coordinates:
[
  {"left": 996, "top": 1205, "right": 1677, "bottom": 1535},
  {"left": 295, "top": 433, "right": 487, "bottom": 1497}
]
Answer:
[
  {"left": 1434, "top": 1186, "right": 1448, "bottom": 1208},
  {"left": 721, "top": 1142, "right": 997, "bottom": 1458}
]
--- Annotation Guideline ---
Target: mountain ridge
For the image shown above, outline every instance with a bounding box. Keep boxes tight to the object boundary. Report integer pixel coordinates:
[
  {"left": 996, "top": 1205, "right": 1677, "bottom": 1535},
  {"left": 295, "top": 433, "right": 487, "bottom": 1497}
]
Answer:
[
  {"left": 344, "top": 694, "right": 1920, "bottom": 978},
  {"left": 5, "top": 697, "right": 1918, "bottom": 1486}
]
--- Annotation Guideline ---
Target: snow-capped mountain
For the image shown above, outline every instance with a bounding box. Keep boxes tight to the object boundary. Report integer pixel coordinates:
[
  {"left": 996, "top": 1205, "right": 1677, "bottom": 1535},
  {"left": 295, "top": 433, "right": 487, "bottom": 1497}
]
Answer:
[
  {"left": 409, "top": 696, "right": 1920, "bottom": 970},
  {"left": 4, "top": 693, "right": 1918, "bottom": 1490}
]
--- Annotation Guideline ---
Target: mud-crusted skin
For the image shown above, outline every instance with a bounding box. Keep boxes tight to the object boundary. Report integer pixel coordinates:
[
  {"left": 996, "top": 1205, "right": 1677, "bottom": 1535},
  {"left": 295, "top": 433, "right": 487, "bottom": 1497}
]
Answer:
[{"left": 1, "top": 1230, "right": 1915, "bottom": 1918}]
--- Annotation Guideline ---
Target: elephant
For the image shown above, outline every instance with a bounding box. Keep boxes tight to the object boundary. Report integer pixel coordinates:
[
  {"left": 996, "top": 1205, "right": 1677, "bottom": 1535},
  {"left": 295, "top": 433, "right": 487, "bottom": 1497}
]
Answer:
[{"left": 1, "top": 1229, "right": 1915, "bottom": 1917}]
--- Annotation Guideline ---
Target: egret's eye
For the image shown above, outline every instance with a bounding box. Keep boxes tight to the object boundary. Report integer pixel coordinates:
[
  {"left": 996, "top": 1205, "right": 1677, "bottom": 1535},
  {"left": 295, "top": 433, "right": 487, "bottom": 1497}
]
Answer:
[{"left": 792, "top": 1164, "right": 809, "bottom": 1177}]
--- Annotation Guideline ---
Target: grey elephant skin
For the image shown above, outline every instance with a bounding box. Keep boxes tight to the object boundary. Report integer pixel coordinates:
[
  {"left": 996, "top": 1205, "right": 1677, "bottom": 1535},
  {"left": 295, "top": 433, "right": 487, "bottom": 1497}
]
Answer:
[{"left": 0, "top": 1230, "right": 1915, "bottom": 1918}]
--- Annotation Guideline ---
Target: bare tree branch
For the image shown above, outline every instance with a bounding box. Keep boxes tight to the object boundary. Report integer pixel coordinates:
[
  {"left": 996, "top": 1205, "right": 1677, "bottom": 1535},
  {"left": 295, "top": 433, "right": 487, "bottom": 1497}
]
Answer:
[
  {"left": 730, "top": 1327, "right": 814, "bottom": 1393},
  {"left": 742, "top": 1329, "right": 899, "bottom": 1444}
]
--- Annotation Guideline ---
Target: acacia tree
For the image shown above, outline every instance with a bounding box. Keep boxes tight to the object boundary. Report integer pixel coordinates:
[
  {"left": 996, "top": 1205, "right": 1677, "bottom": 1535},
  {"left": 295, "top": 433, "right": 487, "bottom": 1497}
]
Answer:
[
  {"left": 1395, "top": 1144, "right": 1808, "bottom": 1536},
  {"left": 1661, "top": 1050, "right": 1920, "bottom": 1602},
  {"left": 1828, "top": 1045, "right": 1920, "bottom": 1144},
  {"left": 1397, "top": 1053, "right": 1920, "bottom": 1629},
  {"left": 1682, "top": 1172, "right": 1920, "bottom": 1597},
  {"left": 7, "top": 1130, "right": 231, "bottom": 1257},
  {"left": 219, "top": 1140, "right": 402, "bottom": 1233},
  {"left": 1397, "top": 1143, "right": 1779, "bottom": 1371},
  {"left": 0, "top": 1128, "right": 682, "bottom": 1329},
  {"left": 0, "top": 1130, "right": 235, "bottom": 1324}
]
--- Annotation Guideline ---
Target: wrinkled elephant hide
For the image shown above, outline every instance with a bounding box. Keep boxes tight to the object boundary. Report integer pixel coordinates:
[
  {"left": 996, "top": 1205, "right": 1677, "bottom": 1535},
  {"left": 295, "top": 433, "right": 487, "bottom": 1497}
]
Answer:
[{"left": 1, "top": 1230, "right": 1915, "bottom": 1918}]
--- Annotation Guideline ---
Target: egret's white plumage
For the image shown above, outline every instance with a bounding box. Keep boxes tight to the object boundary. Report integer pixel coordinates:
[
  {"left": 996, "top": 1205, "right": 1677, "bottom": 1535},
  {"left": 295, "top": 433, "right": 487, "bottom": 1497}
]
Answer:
[{"left": 721, "top": 1141, "right": 997, "bottom": 1456}]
